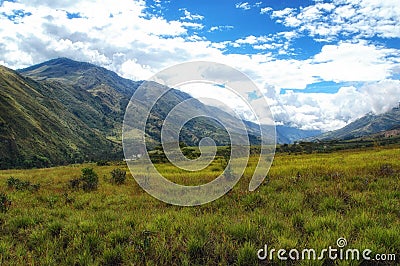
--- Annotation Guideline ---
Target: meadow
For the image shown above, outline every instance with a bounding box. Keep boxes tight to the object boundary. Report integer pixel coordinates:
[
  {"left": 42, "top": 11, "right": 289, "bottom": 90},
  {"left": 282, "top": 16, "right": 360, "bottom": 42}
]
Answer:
[{"left": 0, "top": 147, "right": 399, "bottom": 265}]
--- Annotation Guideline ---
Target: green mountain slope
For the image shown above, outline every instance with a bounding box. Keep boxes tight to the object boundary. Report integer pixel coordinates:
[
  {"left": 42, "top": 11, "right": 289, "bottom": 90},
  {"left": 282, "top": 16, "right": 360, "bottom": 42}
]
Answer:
[
  {"left": 19, "top": 58, "right": 245, "bottom": 149},
  {"left": 0, "top": 65, "right": 121, "bottom": 169},
  {"left": 20, "top": 58, "right": 142, "bottom": 136}
]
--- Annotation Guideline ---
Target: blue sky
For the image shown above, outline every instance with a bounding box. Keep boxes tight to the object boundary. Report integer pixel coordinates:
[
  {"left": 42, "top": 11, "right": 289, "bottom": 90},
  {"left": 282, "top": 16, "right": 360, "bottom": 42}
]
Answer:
[
  {"left": 150, "top": 0, "right": 322, "bottom": 57},
  {"left": 0, "top": 0, "right": 399, "bottom": 130}
]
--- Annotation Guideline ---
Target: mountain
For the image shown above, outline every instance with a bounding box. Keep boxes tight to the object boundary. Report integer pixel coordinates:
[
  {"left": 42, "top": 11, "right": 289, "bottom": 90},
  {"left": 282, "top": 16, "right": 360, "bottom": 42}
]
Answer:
[
  {"left": 19, "top": 58, "right": 141, "bottom": 134},
  {"left": 276, "top": 125, "right": 321, "bottom": 144},
  {"left": 19, "top": 58, "right": 246, "bottom": 148},
  {"left": 1, "top": 57, "right": 326, "bottom": 168},
  {"left": 0, "top": 65, "right": 121, "bottom": 169},
  {"left": 20, "top": 58, "right": 319, "bottom": 144},
  {"left": 312, "top": 106, "right": 400, "bottom": 141}
]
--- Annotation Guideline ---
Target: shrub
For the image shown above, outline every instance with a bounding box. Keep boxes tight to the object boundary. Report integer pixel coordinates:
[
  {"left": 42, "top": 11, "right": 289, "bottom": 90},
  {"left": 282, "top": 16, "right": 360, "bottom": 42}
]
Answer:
[
  {"left": 110, "top": 169, "right": 127, "bottom": 185},
  {"left": 6, "top": 177, "right": 40, "bottom": 192},
  {"left": 68, "top": 178, "right": 81, "bottom": 190},
  {"left": 69, "top": 168, "right": 99, "bottom": 192},
  {"left": 80, "top": 168, "right": 99, "bottom": 192},
  {"left": 0, "top": 193, "right": 11, "bottom": 213},
  {"left": 16, "top": 180, "right": 31, "bottom": 191},
  {"left": 6, "top": 177, "right": 18, "bottom": 188}
]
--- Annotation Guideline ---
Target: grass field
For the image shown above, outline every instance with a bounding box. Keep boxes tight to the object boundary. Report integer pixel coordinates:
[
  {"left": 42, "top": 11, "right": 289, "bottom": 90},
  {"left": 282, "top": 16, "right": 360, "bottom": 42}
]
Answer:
[{"left": 0, "top": 147, "right": 399, "bottom": 265}]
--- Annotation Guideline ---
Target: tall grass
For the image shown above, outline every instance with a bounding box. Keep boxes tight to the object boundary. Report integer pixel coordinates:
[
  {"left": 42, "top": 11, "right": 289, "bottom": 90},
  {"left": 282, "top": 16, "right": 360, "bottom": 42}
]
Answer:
[{"left": 0, "top": 148, "right": 398, "bottom": 264}]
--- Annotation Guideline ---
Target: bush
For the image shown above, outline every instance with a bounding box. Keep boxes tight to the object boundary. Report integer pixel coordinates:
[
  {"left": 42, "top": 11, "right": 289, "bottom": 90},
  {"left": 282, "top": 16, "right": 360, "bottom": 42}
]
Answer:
[
  {"left": 6, "top": 177, "right": 40, "bottom": 192},
  {"left": 81, "top": 168, "right": 99, "bottom": 192},
  {"left": 6, "top": 177, "right": 19, "bottom": 188},
  {"left": 67, "top": 168, "right": 99, "bottom": 191},
  {"left": 29, "top": 183, "right": 41, "bottom": 192},
  {"left": 110, "top": 169, "right": 126, "bottom": 185},
  {"left": 68, "top": 178, "right": 81, "bottom": 190},
  {"left": 0, "top": 193, "right": 11, "bottom": 213}
]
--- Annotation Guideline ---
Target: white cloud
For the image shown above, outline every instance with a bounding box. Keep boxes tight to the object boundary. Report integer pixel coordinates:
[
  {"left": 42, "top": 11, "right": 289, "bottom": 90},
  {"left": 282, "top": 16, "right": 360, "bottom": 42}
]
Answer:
[
  {"left": 0, "top": 0, "right": 399, "bottom": 132},
  {"left": 277, "top": 80, "right": 400, "bottom": 131},
  {"left": 0, "top": 0, "right": 211, "bottom": 71},
  {"left": 180, "top": 8, "right": 204, "bottom": 21},
  {"left": 119, "top": 59, "right": 153, "bottom": 80},
  {"left": 231, "top": 33, "right": 295, "bottom": 52},
  {"left": 235, "top": 2, "right": 251, "bottom": 10},
  {"left": 180, "top": 21, "right": 204, "bottom": 30},
  {"left": 220, "top": 39, "right": 398, "bottom": 92},
  {"left": 235, "top": 35, "right": 260, "bottom": 45},
  {"left": 178, "top": 83, "right": 257, "bottom": 122},
  {"left": 271, "top": 8, "right": 296, "bottom": 19},
  {"left": 260, "top": 7, "right": 272, "bottom": 14},
  {"left": 310, "top": 41, "right": 398, "bottom": 82},
  {"left": 253, "top": 43, "right": 278, "bottom": 50},
  {"left": 268, "top": 0, "right": 400, "bottom": 39},
  {"left": 209, "top": 25, "right": 234, "bottom": 32}
]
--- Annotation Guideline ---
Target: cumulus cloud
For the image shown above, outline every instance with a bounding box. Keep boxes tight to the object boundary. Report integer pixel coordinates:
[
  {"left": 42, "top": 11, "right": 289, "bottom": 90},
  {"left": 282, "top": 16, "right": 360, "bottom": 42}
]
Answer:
[
  {"left": 260, "top": 7, "right": 272, "bottom": 14},
  {"left": 0, "top": 0, "right": 399, "bottom": 132},
  {"left": 228, "top": 32, "right": 298, "bottom": 53},
  {"left": 268, "top": 0, "right": 400, "bottom": 39},
  {"left": 310, "top": 40, "right": 398, "bottom": 82},
  {"left": 276, "top": 80, "right": 400, "bottom": 131},
  {"left": 178, "top": 83, "right": 258, "bottom": 122},
  {"left": 0, "top": 0, "right": 212, "bottom": 71}
]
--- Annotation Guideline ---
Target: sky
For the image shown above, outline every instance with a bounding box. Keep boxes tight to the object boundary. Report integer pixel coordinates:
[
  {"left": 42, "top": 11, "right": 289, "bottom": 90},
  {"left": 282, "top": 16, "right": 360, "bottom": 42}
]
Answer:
[{"left": 0, "top": 0, "right": 399, "bottom": 131}]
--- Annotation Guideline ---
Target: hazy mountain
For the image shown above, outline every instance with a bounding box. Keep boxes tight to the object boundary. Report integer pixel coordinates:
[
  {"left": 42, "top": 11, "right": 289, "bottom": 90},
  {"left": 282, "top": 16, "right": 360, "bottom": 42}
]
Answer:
[
  {"left": 312, "top": 106, "right": 400, "bottom": 141},
  {"left": 276, "top": 125, "right": 321, "bottom": 144}
]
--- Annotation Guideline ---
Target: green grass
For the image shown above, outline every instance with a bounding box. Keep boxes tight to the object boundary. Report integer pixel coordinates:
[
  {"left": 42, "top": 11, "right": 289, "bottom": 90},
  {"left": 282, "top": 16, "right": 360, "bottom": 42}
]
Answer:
[{"left": 0, "top": 147, "right": 399, "bottom": 265}]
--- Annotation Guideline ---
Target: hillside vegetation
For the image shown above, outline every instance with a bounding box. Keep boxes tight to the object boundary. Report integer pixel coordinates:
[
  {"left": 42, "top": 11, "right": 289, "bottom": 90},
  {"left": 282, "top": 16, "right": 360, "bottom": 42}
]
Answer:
[{"left": 0, "top": 65, "right": 121, "bottom": 169}]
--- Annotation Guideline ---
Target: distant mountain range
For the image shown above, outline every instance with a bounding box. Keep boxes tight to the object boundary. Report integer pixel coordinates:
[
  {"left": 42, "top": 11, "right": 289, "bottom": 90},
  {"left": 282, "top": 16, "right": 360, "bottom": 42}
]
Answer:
[
  {"left": 276, "top": 125, "right": 321, "bottom": 144},
  {"left": 0, "top": 58, "right": 322, "bottom": 168},
  {"left": 310, "top": 106, "right": 400, "bottom": 141}
]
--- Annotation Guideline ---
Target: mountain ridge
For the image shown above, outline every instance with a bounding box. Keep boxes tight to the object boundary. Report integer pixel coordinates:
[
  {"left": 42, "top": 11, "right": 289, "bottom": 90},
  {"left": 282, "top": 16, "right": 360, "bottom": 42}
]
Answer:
[
  {"left": 309, "top": 106, "right": 400, "bottom": 141},
  {"left": 0, "top": 65, "right": 121, "bottom": 169},
  {"left": 1, "top": 58, "right": 326, "bottom": 168}
]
